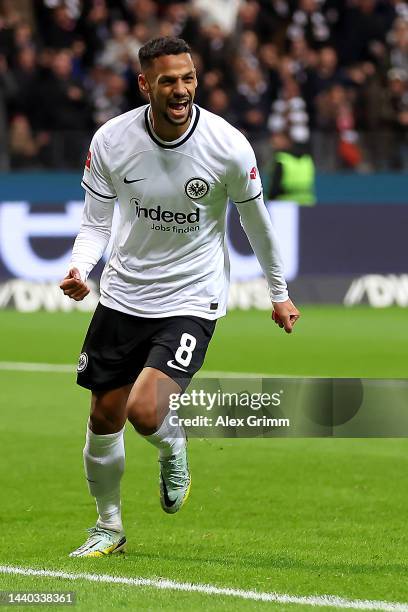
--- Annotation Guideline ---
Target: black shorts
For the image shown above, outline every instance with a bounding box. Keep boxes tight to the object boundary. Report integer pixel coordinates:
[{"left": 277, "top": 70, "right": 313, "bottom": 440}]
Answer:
[{"left": 76, "top": 303, "right": 216, "bottom": 392}]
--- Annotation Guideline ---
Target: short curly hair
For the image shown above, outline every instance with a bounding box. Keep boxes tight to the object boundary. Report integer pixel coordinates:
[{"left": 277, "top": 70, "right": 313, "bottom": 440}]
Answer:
[{"left": 139, "top": 37, "right": 191, "bottom": 70}]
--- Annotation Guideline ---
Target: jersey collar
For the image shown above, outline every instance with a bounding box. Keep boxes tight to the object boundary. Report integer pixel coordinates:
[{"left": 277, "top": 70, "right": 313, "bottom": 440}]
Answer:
[{"left": 145, "top": 105, "right": 200, "bottom": 149}]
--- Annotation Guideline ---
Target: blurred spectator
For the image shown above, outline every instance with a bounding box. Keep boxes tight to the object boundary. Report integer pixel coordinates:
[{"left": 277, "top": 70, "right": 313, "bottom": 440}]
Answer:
[
  {"left": 0, "top": 0, "right": 22, "bottom": 30},
  {"left": 38, "top": 5, "right": 79, "bottom": 49},
  {"left": 267, "top": 131, "right": 316, "bottom": 205},
  {"left": 268, "top": 78, "right": 310, "bottom": 145},
  {"left": 259, "top": 0, "right": 291, "bottom": 25},
  {"left": 13, "top": 19, "right": 36, "bottom": 53},
  {"left": 12, "top": 47, "right": 38, "bottom": 120},
  {"left": 337, "top": 0, "right": 390, "bottom": 66},
  {"left": 314, "top": 84, "right": 362, "bottom": 170},
  {"left": 286, "top": 0, "right": 332, "bottom": 50},
  {"left": 258, "top": 42, "right": 281, "bottom": 100},
  {"left": 383, "top": 68, "right": 408, "bottom": 170},
  {"left": 394, "top": 2, "right": 408, "bottom": 22},
  {"left": 239, "top": 30, "right": 260, "bottom": 69},
  {"left": 127, "top": 0, "right": 158, "bottom": 30},
  {"left": 1, "top": 0, "right": 408, "bottom": 173},
  {"left": 0, "top": 53, "right": 17, "bottom": 170},
  {"left": 303, "top": 46, "right": 345, "bottom": 121},
  {"left": 92, "top": 70, "right": 129, "bottom": 127},
  {"left": 198, "top": 23, "right": 231, "bottom": 74},
  {"left": 9, "top": 114, "right": 42, "bottom": 169},
  {"left": 36, "top": 49, "right": 92, "bottom": 167},
  {"left": 99, "top": 20, "right": 141, "bottom": 73},
  {"left": 238, "top": 1, "right": 261, "bottom": 32},
  {"left": 288, "top": 36, "right": 319, "bottom": 85},
  {"left": 388, "top": 17, "right": 408, "bottom": 75},
  {"left": 347, "top": 61, "right": 384, "bottom": 170},
  {"left": 37, "top": 49, "right": 91, "bottom": 130},
  {"left": 206, "top": 87, "right": 237, "bottom": 125},
  {"left": 238, "top": 0, "right": 281, "bottom": 43},
  {"left": 71, "top": 38, "right": 87, "bottom": 80},
  {"left": 233, "top": 63, "right": 271, "bottom": 139},
  {"left": 193, "top": 0, "right": 240, "bottom": 35},
  {"left": 160, "top": 2, "right": 201, "bottom": 43},
  {"left": 77, "top": 0, "right": 111, "bottom": 67},
  {"left": 351, "top": 62, "right": 408, "bottom": 170}
]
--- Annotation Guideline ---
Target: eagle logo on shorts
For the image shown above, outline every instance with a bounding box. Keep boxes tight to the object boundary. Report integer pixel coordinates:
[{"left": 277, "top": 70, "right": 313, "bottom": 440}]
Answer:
[
  {"left": 185, "top": 178, "right": 209, "bottom": 200},
  {"left": 77, "top": 352, "right": 88, "bottom": 373}
]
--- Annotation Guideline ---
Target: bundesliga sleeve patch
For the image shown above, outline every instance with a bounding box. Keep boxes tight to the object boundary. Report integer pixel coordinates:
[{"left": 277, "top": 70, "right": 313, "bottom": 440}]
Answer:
[
  {"left": 250, "top": 167, "right": 257, "bottom": 180},
  {"left": 85, "top": 150, "right": 92, "bottom": 171}
]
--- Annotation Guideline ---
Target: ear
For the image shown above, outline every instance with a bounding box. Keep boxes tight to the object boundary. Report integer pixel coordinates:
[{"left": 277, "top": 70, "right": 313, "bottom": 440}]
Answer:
[{"left": 138, "top": 73, "right": 150, "bottom": 95}]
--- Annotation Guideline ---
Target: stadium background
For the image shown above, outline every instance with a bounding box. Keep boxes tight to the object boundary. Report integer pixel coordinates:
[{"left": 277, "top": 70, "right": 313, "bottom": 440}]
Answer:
[
  {"left": 0, "top": 0, "right": 407, "bottom": 610},
  {"left": 0, "top": 0, "right": 407, "bottom": 307}
]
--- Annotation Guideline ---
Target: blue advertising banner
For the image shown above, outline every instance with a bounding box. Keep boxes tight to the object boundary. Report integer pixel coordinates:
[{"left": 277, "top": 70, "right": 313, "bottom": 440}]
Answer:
[{"left": 0, "top": 195, "right": 405, "bottom": 309}]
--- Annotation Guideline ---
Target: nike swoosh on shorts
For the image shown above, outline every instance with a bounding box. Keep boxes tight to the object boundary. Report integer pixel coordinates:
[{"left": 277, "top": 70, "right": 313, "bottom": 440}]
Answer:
[{"left": 166, "top": 360, "right": 188, "bottom": 372}]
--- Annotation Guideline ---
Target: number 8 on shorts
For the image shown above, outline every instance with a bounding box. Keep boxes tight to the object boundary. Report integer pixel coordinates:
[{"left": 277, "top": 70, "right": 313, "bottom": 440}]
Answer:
[{"left": 175, "top": 333, "right": 197, "bottom": 367}]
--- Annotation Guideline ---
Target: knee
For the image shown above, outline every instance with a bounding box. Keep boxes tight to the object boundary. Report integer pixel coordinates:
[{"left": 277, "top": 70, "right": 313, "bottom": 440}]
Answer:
[
  {"left": 89, "top": 394, "right": 125, "bottom": 435},
  {"left": 127, "top": 393, "right": 158, "bottom": 434}
]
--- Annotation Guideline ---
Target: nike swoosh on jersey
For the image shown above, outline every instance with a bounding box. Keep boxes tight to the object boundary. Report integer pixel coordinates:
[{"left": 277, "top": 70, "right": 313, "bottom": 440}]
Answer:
[
  {"left": 124, "top": 177, "right": 147, "bottom": 184},
  {"left": 161, "top": 476, "right": 177, "bottom": 507},
  {"left": 166, "top": 360, "right": 188, "bottom": 372}
]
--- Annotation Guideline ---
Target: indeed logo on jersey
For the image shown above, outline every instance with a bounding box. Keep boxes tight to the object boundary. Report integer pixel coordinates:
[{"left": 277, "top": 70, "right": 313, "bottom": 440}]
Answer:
[{"left": 134, "top": 202, "right": 200, "bottom": 234}]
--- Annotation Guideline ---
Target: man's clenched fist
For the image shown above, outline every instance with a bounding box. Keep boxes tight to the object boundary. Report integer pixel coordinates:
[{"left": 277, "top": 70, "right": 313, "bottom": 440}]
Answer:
[
  {"left": 59, "top": 267, "right": 90, "bottom": 301},
  {"left": 271, "top": 298, "right": 300, "bottom": 334}
]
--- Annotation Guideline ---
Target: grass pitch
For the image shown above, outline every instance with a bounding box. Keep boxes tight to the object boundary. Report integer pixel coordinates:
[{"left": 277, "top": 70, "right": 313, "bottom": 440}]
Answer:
[{"left": 0, "top": 306, "right": 407, "bottom": 610}]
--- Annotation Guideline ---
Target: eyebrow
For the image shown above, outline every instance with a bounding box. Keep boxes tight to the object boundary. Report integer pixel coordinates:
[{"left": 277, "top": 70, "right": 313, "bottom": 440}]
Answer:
[{"left": 158, "top": 71, "right": 195, "bottom": 82}]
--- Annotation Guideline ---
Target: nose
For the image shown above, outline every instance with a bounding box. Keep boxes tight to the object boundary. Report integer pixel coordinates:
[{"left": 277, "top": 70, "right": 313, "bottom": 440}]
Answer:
[{"left": 173, "top": 78, "right": 187, "bottom": 97}]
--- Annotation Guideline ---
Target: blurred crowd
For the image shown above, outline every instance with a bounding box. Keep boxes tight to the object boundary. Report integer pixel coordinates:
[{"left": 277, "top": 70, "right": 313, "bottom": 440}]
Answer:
[{"left": 1, "top": 0, "right": 408, "bottom": 172}]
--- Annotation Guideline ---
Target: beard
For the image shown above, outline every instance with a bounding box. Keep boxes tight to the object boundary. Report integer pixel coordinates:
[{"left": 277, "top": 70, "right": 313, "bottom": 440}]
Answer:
[{"left": 162, "top": 99, "right": 193, "bottom": 125}]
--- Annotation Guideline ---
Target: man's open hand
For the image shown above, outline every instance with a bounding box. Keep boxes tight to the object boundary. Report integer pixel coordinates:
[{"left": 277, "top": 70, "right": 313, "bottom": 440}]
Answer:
[
  {"left": 59, "top": 267, "right": 90, "bottom": 301},
  {"left": 272, "top": 298, "right": 300, "bottom": 334}
]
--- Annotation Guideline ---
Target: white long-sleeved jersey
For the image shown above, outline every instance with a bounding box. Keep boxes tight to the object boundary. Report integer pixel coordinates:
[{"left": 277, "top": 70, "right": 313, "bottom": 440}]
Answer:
[{"left": 71, "top": 104, "right": 288, "bottom": 320}]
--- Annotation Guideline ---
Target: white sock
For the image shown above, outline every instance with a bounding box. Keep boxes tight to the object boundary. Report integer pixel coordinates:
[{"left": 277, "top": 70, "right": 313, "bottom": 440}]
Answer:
[
  {"left": 144, "top": 411, "right": 186, "bottom": 458},
  {"left": 83, "top": 425, "right": 125, "bottom": 531}
]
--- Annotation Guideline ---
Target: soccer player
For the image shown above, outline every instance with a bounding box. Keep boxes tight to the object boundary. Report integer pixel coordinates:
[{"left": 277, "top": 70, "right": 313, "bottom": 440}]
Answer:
[{"left": 60, "top": 36, "right": 300, "bottom": 558}]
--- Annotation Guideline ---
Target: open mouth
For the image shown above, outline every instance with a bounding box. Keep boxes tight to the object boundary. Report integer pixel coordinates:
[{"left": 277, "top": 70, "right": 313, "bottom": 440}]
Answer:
[{"left": 168, "top": 100, "right": 190, "bottom": 116}]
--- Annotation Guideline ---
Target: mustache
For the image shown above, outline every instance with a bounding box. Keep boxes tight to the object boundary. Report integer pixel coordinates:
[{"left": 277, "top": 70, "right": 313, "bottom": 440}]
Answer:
[{"left": 168, "top": 95, "right": 192, "bottom": 103}]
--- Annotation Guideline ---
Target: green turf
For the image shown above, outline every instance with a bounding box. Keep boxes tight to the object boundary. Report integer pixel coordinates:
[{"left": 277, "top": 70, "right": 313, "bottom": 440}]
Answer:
[
  {"left": 1, "top": 306, "right": 407, "bottom": 376},
  {"left": 0, "top": 307, "right": 407, "bottom": 610}
]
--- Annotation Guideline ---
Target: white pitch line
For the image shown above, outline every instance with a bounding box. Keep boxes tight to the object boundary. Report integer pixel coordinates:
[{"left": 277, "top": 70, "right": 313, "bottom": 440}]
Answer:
[
  {"left": 0, "top": 361, "right": 296, "bottom": 378},
  {"left": 0, "top": 361, "right": 74, "bottom": 373},
  {"left": 199, "top": 370, "right": 291, "bottom": 378},
  {"left": 0, "top": 566, "right": 406, "bottom": 611}
]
